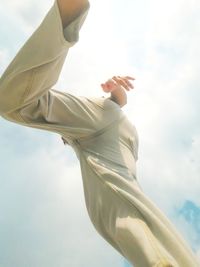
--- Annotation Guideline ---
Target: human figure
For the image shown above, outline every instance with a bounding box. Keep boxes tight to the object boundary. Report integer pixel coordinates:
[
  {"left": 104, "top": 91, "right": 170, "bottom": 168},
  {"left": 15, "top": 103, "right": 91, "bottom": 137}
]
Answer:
[{"left": 0, "top": 1, "right": 199, "bottom": 266}]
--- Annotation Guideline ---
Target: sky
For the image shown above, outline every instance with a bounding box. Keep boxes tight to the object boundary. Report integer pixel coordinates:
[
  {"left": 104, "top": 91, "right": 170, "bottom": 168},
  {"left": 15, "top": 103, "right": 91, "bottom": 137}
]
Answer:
[{"left": 0, "top": 0, "right": 200, "bottom": 266}]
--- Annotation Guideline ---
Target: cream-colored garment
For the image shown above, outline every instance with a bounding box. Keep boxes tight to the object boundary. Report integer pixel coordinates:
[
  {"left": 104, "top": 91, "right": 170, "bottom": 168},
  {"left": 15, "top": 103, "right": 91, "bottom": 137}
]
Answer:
[{"left": 0, "top": 1, "right": 199, "bottom": 266}]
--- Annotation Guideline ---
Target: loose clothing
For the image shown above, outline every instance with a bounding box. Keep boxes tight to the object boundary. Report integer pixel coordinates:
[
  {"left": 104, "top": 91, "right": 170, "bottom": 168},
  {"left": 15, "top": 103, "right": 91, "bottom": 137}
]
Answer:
[{"left": 0, "top": 1, "right": 199, "bottom": 266}]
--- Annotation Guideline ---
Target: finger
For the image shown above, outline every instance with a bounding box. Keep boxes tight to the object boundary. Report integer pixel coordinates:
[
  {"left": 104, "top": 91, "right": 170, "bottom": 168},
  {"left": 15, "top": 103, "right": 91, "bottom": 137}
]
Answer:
[
  {"left": 114, "top": 76, "right": 134, "bottom": 91},
  {"left": 102, "top": 80, "right": 117, "bottom": 92},
  {"left": 101, "top": 83, "right": 110, "bottom": 92},
  {"left": 117, "top": 76, "right": 132, "bottom": 91},
  {"left": 124, "top": 76, "right": 136, "bottom": 80},
  {"left": 105, "top": 79, "right": 117, "bottom": 89},
  {"left": 120, "top": 77, "right": 134, "bottom": 89},
  {"left": 112, "top": 76, "right": 130, "bottom": 91}
]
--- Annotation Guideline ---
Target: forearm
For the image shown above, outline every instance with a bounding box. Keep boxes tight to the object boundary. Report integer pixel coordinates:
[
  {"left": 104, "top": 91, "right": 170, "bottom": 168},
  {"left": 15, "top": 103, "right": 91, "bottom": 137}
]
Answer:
[
  {"left": 57, "top": 0, "right": 90, "bottom": 28},
  {"left": 109, "top": 87, "right": 127, "bottom": 108}
]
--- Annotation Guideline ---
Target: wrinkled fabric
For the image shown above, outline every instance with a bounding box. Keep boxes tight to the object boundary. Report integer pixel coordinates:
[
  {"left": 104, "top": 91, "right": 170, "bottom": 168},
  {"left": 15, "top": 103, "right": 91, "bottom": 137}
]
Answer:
[{"left": 0, "top": 1, "right": 199, "bottom": 267}]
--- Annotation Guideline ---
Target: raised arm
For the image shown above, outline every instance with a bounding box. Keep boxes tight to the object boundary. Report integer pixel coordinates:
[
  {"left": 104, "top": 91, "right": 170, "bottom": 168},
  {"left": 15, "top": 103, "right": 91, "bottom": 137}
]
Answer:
[
  {"left": 0, "top": 0, "right": 90, "bottom": 116},
  {"left": 101, "top": 76, "right": 135, "bottom": 107}
]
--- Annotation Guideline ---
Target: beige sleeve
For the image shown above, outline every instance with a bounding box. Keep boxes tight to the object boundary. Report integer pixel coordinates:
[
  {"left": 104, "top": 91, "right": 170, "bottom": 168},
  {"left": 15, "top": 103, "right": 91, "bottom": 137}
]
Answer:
[{"left": 0, "top": 0, "right": 90, "bottom": 116}]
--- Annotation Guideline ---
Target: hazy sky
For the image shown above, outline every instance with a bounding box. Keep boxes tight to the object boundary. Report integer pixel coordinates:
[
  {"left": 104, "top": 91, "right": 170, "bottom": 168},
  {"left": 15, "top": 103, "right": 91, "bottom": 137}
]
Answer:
[{"left": 0, "top": 0, "right": 200, "bottom": 266}]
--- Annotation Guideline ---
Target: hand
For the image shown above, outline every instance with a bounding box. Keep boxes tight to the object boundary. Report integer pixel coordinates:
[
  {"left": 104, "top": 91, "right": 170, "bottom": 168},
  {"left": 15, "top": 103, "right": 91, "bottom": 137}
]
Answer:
[{"left": 101, "top": 76, "right": 135, "bottom": 93}]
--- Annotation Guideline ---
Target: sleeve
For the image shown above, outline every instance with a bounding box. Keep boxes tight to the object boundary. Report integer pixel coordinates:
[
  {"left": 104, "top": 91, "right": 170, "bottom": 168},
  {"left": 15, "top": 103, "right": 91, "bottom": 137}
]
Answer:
[
  {"left": 2, "top": 92, "right": 122, "bottom": 141},
  {"left": 0, "top": 0, "right": 90, "bottom": 115},
  {"left": 0, "top": 1, "right": 122, "bottom": 142}
]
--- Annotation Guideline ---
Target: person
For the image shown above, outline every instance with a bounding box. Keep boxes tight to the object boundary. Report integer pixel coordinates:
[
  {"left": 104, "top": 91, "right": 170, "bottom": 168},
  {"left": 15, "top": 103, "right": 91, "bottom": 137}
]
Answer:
[{"left": 0, "top": 1, "right": 199, "bottom": 266}]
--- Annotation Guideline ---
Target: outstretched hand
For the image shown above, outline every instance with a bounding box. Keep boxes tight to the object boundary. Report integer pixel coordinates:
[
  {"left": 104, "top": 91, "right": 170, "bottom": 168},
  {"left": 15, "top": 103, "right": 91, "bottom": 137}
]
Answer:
[{"left": 101, "top": 76, "right": 135, "bottom": 93}]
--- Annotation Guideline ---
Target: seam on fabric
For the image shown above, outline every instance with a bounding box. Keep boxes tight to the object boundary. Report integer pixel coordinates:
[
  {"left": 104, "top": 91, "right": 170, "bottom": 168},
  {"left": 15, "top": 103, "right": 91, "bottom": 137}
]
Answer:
[
  {"left": 20, "top": 69, "right": 36, "bottom": 107},
  {"left": 17, "top": 110, "right": 28, "bottom": 123}
]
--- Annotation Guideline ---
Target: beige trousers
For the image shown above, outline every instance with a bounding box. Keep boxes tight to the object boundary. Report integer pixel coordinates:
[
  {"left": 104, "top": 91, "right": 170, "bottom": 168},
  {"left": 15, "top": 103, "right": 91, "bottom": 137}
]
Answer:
[{"left": 0, "top": 1, "right": 199, "bottom": 266}]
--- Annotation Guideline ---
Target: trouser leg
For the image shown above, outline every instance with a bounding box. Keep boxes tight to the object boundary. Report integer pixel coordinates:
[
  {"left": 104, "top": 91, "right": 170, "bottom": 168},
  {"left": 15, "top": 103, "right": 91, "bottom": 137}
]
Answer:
[
  {"left": 115, "top": 216, "right": 178, "bottom": 267},
  {"left": 113, "top": 185, "right": 199, "bottom": 267},
  {"left": 80, "top": 159, "right": 200, "bottom": 267}
]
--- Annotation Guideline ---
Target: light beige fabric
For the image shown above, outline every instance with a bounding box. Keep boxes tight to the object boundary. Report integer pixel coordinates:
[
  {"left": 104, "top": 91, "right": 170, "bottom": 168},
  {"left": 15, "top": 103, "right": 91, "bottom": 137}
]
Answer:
[{"left": 0, "top": 1, "right": 199, "bottom": 266}]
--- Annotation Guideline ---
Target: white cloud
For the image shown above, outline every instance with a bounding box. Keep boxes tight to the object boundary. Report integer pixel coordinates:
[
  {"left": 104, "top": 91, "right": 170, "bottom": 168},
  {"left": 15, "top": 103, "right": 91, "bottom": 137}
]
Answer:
[
  {"left": 0, "top": 0, "right": 200, "bottom": 266},
  {"left": 0, "top": 123, "right": 124, "bottom": 267},
  {"left": 1, "top": 0, "right": 51, "bottom": 26},
  {"left": 196, "top": 248, "right": 200, "bottom": 262},
  {"left": 0, "top": 49, "right": 10, "bottom": 74}
]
